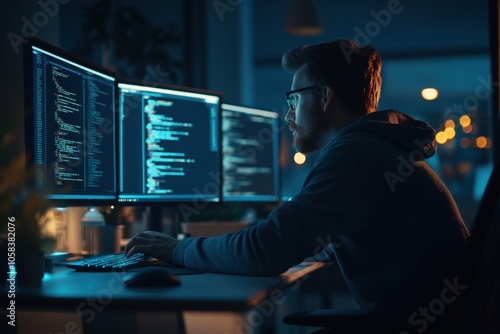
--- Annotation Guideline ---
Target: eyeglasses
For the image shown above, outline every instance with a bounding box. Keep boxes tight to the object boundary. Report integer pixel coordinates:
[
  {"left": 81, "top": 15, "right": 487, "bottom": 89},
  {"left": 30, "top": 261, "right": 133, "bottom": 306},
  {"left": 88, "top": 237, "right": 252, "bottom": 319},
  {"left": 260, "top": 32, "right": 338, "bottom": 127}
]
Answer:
[{"left": 285, "top": 86, "right": 320, "bottom": 110}]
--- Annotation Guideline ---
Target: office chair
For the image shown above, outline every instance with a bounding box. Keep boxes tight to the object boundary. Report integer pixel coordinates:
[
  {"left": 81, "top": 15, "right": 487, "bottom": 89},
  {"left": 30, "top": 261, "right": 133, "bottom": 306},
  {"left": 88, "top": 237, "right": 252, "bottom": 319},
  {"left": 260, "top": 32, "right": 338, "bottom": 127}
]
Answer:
[{"left": 283, "top": 166, "right": 500, "bottom": 334}]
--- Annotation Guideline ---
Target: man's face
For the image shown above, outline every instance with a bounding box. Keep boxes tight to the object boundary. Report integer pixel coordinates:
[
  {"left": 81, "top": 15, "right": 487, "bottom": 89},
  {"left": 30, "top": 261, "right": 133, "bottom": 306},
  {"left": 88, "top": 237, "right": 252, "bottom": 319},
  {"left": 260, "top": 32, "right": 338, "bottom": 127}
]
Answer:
[{"left": 285, "top": 65, "right": 325, "bottom": 154}]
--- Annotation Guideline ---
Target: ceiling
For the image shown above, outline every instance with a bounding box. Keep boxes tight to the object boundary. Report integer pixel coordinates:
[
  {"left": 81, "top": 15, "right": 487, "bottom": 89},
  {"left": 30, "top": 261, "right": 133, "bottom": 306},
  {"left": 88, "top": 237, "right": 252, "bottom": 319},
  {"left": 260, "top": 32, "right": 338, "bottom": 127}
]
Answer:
[
  {"left": 9, "top": 0, "right": 493, "bottom": 130},
  {"left": 254, "top": 0, "right": 490, "bottom": 59},
  {"left": 252, "top": 0, "right": 492, "bottom": 127}
]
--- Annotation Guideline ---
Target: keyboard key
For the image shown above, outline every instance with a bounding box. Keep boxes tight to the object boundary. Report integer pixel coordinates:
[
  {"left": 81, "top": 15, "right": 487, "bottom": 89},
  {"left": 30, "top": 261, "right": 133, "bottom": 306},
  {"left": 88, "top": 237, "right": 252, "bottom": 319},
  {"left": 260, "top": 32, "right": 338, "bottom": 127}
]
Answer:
[{"left": 66, "top": 253, "right": 154, "bottom": 272}]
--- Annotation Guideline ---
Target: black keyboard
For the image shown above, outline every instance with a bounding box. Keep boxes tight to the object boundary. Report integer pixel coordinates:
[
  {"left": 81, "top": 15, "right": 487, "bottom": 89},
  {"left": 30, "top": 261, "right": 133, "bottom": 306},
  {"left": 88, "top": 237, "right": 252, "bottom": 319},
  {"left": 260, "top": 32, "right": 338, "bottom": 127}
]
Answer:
[{"left": 66, "top": 253, "right": 156, "bottom": 272}]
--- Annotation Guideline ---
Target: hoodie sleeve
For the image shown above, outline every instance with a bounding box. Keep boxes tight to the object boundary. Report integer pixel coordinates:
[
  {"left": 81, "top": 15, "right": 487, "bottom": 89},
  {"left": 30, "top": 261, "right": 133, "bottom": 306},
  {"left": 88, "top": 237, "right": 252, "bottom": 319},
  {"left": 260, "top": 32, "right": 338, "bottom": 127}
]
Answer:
[
  {"left": 172, "top": 200, "right": 328, "bottom": 275},
  {"left": 171, "top": 139, "right": 379, "bottom": 275}
]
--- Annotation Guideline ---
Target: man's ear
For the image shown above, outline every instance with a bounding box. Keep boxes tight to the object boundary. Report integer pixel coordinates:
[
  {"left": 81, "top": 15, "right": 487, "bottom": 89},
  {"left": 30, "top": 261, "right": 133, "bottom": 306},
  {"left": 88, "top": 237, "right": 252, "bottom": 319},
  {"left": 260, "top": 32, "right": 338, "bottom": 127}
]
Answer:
[{"left": 321, "top": 86, "right": 335, "bottom": 112}]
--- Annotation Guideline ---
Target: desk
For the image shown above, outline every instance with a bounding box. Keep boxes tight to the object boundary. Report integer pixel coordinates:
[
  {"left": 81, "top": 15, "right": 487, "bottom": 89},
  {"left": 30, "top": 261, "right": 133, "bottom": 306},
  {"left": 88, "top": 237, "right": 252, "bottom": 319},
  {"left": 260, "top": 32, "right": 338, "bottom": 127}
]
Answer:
[{"left": 11, "top": 262, "right": 327, "bottom": 334}]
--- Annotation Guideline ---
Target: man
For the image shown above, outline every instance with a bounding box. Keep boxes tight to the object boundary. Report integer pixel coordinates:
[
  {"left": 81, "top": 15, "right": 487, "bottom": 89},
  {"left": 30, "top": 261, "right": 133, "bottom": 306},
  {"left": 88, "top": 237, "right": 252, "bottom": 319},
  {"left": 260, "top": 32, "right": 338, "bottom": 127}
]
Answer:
[{"left": 125, "top": 40, "right": 470, "bottom": 311}]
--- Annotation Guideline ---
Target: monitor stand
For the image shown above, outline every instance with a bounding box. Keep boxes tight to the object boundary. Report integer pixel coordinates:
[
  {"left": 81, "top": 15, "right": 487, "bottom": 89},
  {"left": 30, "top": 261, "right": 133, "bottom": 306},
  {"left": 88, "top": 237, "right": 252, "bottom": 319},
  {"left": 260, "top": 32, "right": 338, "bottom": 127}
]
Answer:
[
  {"left": 148, "top": 206, "right": 163, "bottom": 232},
  {"left": 147, "top": 206, "right": 181, "bottom": 237}
]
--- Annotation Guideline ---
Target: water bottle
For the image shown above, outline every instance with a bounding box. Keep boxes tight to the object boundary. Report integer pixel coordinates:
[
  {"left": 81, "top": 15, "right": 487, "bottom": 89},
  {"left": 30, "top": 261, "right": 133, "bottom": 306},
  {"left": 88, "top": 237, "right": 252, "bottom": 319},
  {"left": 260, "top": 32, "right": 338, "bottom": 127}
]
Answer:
[{"left": 81, "top": 207, "right": 105, "bottom": 255}]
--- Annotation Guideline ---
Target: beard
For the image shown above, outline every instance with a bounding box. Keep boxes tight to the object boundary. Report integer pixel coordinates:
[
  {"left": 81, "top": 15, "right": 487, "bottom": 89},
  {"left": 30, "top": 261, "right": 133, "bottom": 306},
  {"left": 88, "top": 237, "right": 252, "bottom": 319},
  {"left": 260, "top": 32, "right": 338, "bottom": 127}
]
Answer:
[
  {"left": 291, "top": 102, "right": 326, "bottom": 155},
  {"left": 292, "top": 128, "right": 321, "bottom": 154}
]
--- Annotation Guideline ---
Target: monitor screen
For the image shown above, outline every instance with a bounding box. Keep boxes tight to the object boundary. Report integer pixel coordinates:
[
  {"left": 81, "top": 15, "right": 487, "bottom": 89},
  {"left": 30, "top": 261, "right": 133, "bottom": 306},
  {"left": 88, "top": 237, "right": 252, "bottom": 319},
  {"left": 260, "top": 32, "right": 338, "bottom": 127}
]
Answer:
[
  {"left": 118, "top": 82, "right": 222, "bottom": 203},
  {"left": 24, "top": 39, "right": 117, "bottom": 204},
  {"left": 221, "top": 103, "right": 280, "bottom": 202}
]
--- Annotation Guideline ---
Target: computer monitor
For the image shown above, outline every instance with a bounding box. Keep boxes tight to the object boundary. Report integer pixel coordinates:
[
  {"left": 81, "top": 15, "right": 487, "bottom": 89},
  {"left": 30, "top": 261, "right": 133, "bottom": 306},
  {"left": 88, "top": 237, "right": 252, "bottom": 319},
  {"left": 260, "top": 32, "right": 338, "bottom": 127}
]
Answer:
[
  {"left": 24, "top": 39, "right": 117, "bottom": 205},
  {"left": 117, "top": 82, "right": 222, "bottom": 203},
  {"left": 221, "top": 103, "right": 281, "bottom": 202}
]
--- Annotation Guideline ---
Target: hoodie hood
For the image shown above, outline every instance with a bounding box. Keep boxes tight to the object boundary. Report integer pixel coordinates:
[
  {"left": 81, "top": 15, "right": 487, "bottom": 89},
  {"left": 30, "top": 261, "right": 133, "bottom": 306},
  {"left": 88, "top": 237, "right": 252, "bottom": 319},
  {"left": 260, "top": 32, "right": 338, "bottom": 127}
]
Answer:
[{"left": 338, "top": 109, "right": 437, "bottom": 159}]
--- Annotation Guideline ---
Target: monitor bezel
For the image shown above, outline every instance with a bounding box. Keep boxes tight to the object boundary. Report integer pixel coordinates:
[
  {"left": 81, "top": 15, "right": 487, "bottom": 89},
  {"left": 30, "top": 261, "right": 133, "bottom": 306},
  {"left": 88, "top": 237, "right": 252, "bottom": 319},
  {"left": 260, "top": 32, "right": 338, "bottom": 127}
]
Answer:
[
  {"left": 116, "top": 77, "right": 224, "bottom": 206},
  {"left": 221, "top": 103, "right": 282, "bottom": 204},
  {"left": 23, "top": 38, "right": 118, "bottom": 207}
]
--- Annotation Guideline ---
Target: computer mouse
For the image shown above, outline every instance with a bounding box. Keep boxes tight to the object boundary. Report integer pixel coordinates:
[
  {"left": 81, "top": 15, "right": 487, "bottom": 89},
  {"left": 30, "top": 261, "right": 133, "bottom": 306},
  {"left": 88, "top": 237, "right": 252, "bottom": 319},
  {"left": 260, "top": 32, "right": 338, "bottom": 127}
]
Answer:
[{"left": 123, "top": 266, "right": 181, "bottom": 287}]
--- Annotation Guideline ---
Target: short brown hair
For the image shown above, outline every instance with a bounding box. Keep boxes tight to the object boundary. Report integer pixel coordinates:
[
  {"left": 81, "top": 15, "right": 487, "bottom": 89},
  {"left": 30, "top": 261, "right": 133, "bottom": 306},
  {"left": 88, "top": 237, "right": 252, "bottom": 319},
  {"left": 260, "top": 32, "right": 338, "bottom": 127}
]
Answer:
[{"left": 282, "top": 39, "right": 382, "bottom": 114}]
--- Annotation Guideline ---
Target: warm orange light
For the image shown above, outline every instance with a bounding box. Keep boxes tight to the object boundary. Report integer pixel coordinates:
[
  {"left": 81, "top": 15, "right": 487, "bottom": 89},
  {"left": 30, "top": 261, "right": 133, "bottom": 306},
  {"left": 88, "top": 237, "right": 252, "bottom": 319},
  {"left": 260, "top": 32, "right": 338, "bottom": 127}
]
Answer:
[
  {"left": 476, "top": 136, "right": 488, "bottom": 149},
  {"left": 436, "top": 131, "right": 447, "bottom": 144},
  {"left": 444, "top": 127, "right": 456, "bottom": 139},
  {"left": 444, "top": 120, "right": 455, "bottom": 128},
  {"left": 463, "top": 125, "right": 473, "bottom": 134},
  {"left": 421, "top": 88, "right": 438, "bottom": 100},
  {"left": 457, "top": 162, "right": 471, "bottom": 175},
  {"left": 294, "top": 152, "right": 306, "bottom": 165},
  {"left": 444, "top": 141, "right": 454, "bottom": 150},
  {"left": 460, "top": 138, "right": 470, "bottom": 149},
  {"left": 459, "top": 115, "right": 471, "bottom": 128}
]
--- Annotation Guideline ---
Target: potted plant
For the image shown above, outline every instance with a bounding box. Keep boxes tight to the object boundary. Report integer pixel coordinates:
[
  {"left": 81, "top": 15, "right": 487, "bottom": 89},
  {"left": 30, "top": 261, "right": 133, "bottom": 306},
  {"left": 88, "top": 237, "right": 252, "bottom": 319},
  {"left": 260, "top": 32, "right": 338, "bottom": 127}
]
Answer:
[
  {"left": 75, "top": 0, "right": 182, "bottom": 83},
  {"left": 0, "top": 119, "right": 53, "bottom": 287}
]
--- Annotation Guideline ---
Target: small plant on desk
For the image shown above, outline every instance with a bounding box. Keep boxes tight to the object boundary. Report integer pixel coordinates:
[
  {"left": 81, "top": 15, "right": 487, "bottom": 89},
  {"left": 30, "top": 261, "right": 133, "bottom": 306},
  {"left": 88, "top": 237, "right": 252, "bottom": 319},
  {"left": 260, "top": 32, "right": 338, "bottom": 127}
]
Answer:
[{"left": 0, "top": 119, "right": 54, "bottom": 287}]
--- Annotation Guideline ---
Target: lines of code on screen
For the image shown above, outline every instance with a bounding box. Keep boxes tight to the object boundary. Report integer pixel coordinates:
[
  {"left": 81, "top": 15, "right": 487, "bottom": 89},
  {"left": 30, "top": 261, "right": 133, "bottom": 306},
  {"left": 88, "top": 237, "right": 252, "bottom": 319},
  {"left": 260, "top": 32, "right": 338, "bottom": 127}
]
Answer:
[
  {"left": 31, "top": 46, "right": 116, "bottom": 201},
  {"left": 222, "top": 105, "right": 280, "bottom": 202},
  {"left": 118, "top": 84, "right": 221, "bottom": 203}
]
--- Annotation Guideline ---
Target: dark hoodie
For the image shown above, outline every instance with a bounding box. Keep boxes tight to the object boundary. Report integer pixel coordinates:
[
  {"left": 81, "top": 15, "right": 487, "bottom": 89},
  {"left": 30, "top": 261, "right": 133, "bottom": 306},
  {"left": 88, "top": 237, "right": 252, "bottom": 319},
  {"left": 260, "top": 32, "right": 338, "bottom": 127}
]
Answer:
[{"left": 173, "top": 110, "right": 470, "bottom": 311}]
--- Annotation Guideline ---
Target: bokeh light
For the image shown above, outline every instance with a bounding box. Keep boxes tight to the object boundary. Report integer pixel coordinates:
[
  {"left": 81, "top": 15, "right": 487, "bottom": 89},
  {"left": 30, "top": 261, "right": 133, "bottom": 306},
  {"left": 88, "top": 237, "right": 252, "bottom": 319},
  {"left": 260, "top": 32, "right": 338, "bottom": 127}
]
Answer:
[
  {"left": 476, "top": 136, "right": 488, "bottom": 149},
  {"left": 421, "top": 88, "right": 438, "bottom": 100},
  {"left": 294, "top": 152, "right": 306, "bottom": 164},
  {"left": 459, "top": 115, "right": 471, "bottom": 128},
  {"left": 444, "top": 127, "right": 456, "bottom": 139},
  {"left": 436, "top": 131, "right": 447, "bottom": 144}
]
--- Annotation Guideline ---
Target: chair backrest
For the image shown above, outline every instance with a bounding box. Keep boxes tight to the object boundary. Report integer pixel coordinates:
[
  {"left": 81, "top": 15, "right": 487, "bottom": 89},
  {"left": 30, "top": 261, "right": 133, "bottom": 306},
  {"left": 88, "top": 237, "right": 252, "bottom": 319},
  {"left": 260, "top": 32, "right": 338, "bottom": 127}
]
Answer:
[
  {"left": 462, "top": 166, "right": 500, "bottom": 332},
  {"left": 462, "top": 165, "right": 500, "bottom": 284},
  {"left": 422, "top": 166, "right": 500, "bottom": 333}
]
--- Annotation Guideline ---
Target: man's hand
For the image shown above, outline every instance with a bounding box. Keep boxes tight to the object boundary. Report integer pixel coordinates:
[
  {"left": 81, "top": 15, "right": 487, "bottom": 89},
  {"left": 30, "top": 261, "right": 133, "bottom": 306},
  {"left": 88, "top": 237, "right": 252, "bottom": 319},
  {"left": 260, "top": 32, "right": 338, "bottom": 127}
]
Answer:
[{"left": 124, "top": 231, "right": 179, "bottom": 263}]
